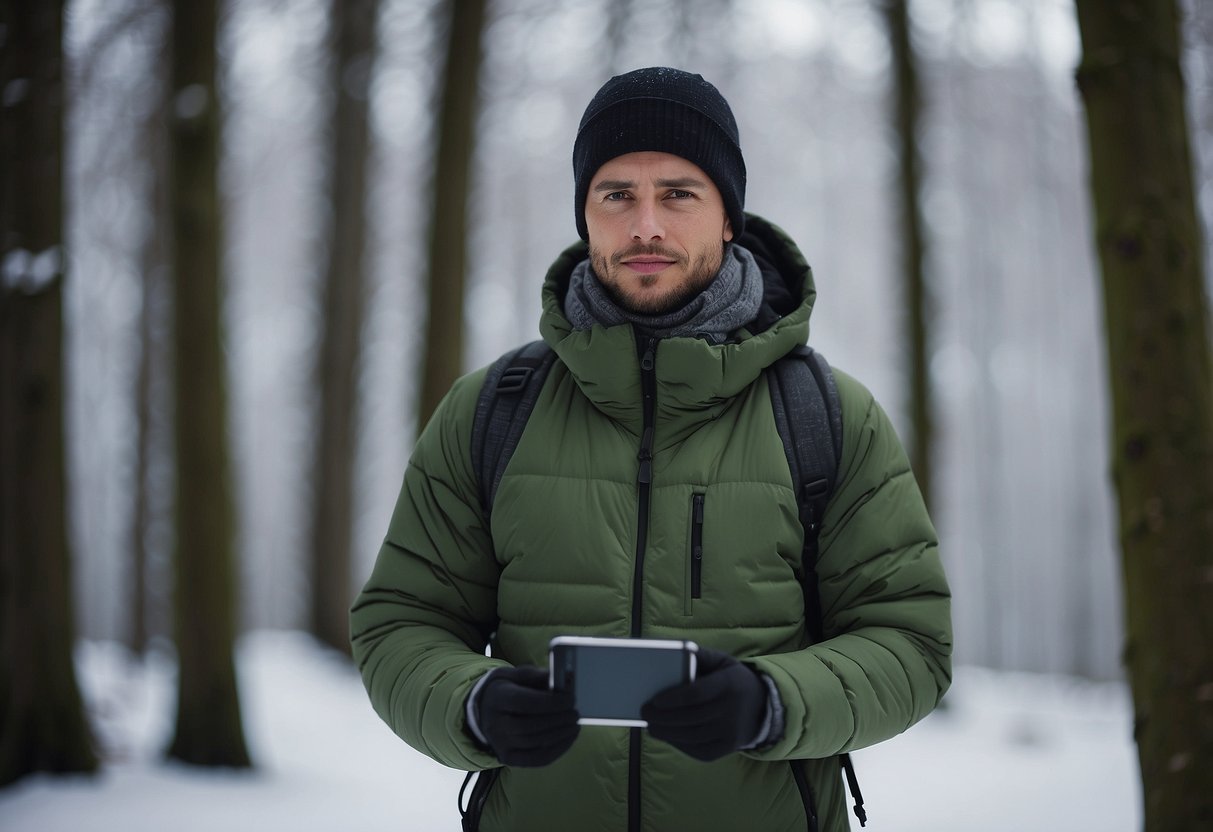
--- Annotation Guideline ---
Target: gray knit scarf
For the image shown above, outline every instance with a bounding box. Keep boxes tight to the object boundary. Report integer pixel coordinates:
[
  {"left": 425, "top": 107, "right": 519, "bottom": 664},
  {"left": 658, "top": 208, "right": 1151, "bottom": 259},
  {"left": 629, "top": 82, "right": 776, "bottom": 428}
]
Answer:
[{"left": 563, "top": 243, "right": 763, "bottom": 343}]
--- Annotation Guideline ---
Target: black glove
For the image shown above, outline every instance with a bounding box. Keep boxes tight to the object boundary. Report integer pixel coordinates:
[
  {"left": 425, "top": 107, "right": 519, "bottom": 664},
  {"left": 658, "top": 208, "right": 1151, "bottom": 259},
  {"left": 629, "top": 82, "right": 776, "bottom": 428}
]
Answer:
[
  {"left": 640, "top": 647, "right": 769, "bottom": 762},
  {"left": 471, "top": 666, "right": 580, "bottom": 767}
]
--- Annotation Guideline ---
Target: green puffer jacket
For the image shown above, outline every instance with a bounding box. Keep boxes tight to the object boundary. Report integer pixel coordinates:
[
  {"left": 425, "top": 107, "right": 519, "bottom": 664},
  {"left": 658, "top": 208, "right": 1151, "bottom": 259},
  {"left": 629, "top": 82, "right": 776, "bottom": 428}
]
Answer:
[{"left": 351, "top": 214, "right": 952, "bottom": 832}]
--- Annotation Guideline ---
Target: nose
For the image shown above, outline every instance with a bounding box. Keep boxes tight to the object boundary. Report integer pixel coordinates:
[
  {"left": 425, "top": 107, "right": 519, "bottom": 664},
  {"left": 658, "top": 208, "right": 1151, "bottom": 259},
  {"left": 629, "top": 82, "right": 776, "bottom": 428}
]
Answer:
[{"left": 630, "top": 199, "right": 664, "bottom": 241}]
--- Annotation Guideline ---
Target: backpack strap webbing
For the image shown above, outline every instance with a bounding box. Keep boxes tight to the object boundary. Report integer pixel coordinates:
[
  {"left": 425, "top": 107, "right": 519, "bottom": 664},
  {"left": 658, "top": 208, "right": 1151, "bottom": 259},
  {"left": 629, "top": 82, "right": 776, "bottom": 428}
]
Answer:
[
  {"left": 766, "top": 344, "right": 867, "bottom": 828},
  {"left": 470, "top": 340, "right": 558, "bottom": 515},
  {"left": 766, "top": 344, "right": 842, "bottom": 643},
  {"left": 462, "top": 343, "right": 555, "bottom": 830}
]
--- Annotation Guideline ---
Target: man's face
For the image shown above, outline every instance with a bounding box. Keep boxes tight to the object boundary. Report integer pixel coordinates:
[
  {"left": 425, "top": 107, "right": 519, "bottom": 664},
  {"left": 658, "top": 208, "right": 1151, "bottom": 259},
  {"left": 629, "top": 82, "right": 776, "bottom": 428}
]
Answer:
[{"left": 584, "top": 151, "right": 734, "bottom": 315}]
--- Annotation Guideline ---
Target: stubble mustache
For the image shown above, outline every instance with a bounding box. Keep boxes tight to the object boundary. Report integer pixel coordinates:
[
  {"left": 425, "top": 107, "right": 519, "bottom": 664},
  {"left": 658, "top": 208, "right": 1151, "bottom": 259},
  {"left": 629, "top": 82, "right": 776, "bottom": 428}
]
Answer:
[{"left": 611, "top": 243, "right": 686, "bottom": 265}]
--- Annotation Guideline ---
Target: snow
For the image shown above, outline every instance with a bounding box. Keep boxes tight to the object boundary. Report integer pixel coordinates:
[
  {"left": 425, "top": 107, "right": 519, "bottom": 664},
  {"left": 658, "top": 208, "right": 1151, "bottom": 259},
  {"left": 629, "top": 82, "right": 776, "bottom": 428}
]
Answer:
[
  {"left": 0, "top": 631, "right": 1140, "bottom": 832},
  {"left": 174, "top": 84, "right": 210, "bottom": 121},
  {"left": 2, "top": 246, "right": 62, "bottom": 293}
]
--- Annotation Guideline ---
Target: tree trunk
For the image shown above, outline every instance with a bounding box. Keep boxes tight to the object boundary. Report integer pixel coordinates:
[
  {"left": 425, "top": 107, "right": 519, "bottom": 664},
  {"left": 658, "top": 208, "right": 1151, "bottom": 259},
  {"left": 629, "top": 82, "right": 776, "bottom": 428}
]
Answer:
[
  {"left": 1075, "top": 1, "right": 1213, "bottom": 827},
  {"left": 166, "top": 0, "right": 251, "bottom": 768},
  {"left": 606, "top": 0, "right": 635, "bottom": 75},
  {"left": 0, "top": 0, "right": 99, "bottom": 786},
  {"left": 308, "top": 0, "right": 379, "bottom": 655},
  {"left": 131, "top": 12, "right": 172, "bottom": 656},
  {"left": 1191, "top": 0, "right": 1213, "bottom": 297},
  {"left": 417, "top": 0, "right": 487, "bottom": 429},
  {"left": 131, "top": 213, "right": 154, "bottom": 656},
  {"left": 883, "top": 0, "right": 933, "bottom": 509}
]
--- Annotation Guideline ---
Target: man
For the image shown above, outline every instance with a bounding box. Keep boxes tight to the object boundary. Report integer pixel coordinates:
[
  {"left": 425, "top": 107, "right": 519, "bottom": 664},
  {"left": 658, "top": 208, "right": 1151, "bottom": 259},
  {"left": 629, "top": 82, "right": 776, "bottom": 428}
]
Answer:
[{"left": 351, "top": 67, "right": 952, "bottom": 832}]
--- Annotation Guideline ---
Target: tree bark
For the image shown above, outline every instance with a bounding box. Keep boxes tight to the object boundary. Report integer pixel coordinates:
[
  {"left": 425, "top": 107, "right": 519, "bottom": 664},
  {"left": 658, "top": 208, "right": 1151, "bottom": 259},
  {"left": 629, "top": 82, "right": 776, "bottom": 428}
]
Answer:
[
  {"left": 417, "top": 0, "right": 487, "bottom": 429},
  {"left": 132, "top": 215, "right": 154, "bottom": 656},
  {"left": 131, "top": 9, "right": 172, "bottom": 656},
  {"left": 308, "top": 0, "right": 379, "bottom": 655},
  {"left": 166, "top": 0, "right": 251, "bottom": 768},
  {"left": 1075, "top": 1, "right": 1213, "bottom": 826},
  {"left": 0, "top": 0, "right": 99, "bottom": 786},
  {"left": 883, "top": 0, "right": 933, "bottom": 509}
]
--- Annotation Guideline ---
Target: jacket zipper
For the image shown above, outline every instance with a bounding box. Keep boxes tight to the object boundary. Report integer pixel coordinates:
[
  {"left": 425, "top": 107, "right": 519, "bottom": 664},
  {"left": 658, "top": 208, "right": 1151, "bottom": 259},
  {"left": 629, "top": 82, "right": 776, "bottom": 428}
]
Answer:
[
  {"left": 632, "top": 335, "right": 657, "bottom": 637},
  {"left": 690, "top": 493, "right": 705, "bottom": 601},
  {"left": 630, "top": 335, "right": 658, "bottom": 832}
]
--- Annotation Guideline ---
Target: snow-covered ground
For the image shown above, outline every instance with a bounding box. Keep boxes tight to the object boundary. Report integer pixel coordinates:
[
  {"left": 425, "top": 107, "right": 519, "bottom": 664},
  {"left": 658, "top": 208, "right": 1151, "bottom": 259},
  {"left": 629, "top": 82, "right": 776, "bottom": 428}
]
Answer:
[{"left": 0, "top": 632, "right": 1140, "bottom": 831}]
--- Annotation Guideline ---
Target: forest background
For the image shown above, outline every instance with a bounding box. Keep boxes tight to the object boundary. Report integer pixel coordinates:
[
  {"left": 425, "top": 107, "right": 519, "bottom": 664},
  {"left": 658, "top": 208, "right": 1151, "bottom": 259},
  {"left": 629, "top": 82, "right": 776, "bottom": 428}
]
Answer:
[
  {"left": 62, "top": 0, "right": 1213, "bottom": 675},
  {"left": 2, "top": 0, "right": 1212, "bottom": 828}
]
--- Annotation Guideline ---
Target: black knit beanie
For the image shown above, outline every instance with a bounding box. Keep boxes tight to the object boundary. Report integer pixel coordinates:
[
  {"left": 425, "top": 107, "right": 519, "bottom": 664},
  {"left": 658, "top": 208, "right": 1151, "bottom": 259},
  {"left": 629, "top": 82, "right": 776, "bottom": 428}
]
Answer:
[{"left": 573, "top": 67, "right": 746, "bottom": 241}]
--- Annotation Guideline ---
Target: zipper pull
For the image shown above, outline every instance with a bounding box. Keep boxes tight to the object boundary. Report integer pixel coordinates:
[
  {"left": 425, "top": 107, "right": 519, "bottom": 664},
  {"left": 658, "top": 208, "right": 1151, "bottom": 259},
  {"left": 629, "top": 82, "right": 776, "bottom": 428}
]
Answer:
[
  {"left": 637, "top": 426, "right": 654, "bottom": 484},
  {"left": 638, "top": 455, "right": 653, "bottom": 485},
  {"left": 640, "top": 339, "right": 656, "bottom": 372}
]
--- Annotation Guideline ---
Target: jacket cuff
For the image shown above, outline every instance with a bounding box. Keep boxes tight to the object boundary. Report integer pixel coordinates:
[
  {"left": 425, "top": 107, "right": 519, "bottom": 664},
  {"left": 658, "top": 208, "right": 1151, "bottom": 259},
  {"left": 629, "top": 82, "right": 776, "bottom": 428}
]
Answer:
[
  {"left": 741, "top": 671, "right": 786, "bottom": 750},
  {"left": 464, "top": 668, "right": 499, "bottom": 748}
]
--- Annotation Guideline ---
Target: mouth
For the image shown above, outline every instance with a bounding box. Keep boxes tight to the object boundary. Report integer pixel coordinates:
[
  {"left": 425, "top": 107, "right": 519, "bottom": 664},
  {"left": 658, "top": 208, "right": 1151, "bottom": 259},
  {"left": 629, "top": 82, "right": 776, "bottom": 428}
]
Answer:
[{"left": 621, "top": 258, "right": 676, "bottom": 275}]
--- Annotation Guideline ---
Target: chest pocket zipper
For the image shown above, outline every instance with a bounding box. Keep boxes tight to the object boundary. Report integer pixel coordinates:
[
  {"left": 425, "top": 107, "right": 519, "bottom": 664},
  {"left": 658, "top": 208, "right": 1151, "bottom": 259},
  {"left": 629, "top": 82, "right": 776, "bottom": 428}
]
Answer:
[{"left": 690, "top": 493, "right": 705, "bottom": 607}]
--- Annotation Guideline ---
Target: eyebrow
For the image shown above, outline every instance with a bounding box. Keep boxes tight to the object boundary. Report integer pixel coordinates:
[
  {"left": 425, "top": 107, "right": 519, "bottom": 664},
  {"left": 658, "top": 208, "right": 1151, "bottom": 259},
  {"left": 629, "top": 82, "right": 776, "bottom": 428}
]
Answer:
[{"left": 593, "top": 177, "right": 709, "bottom": 192}]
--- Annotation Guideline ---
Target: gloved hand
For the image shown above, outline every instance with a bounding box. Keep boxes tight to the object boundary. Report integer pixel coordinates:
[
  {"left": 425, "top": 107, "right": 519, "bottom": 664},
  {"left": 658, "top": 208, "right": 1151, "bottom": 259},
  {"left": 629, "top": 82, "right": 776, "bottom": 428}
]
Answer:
[
  {"left": 470, "top": 666, "right": 580, "bottom": 767},
  {"left": 640, "top": 647, "right": 769, "bottom": 762}
]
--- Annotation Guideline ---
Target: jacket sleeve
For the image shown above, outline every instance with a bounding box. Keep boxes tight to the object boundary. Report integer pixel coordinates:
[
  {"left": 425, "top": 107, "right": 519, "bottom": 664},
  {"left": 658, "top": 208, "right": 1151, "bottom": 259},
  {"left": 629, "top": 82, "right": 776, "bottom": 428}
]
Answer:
[
  {"left": 745, "top": 368, "right": 953, "bottom": 761},
  {"left": 349, "top": 368, "right": 508, "bottom": 771}
]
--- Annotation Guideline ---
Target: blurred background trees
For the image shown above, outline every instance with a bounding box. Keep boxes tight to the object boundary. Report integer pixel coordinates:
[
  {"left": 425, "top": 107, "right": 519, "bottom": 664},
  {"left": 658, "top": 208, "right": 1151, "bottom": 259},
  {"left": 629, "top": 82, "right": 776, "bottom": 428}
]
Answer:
[
  {"left": 0, "top": 0, "right": 97, "bottom": 785},
  {"left": 882, "top": 0, "right": 933, "bottom": 509},
  {"left": 416, "top": 0, "right": 486, "bottom": 429},
  {"left": 307, "top": 0, "right": 380, "bottom": 655},
  {"left": 128, "top": 1, "right": 170, "bottom": 658},
  {"left": 2, "top": 0, "right": 1210, "bottom": 811},
  {"left": 1075, "top": 0, "right": 1213, "bottom": 826},
  {"left": 165, "top": 0, "right": 250, "bottom": 767}
]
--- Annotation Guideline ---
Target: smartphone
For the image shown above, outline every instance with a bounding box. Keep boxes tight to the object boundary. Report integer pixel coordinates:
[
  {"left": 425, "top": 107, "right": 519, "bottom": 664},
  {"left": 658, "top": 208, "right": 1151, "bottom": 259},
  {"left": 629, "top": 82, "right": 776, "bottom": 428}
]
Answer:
[{"left": 548, "top": 636, "right": 699, "bottom": 727}]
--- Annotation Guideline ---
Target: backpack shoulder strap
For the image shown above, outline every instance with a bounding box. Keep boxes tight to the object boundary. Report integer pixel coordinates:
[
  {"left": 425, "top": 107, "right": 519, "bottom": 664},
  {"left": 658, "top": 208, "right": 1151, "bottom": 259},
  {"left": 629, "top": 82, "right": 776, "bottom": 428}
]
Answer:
[
  {"left": 767, "top": 345, "right": 867, "bottom": 828},
  {"left": 767, "top": 344, "right": 842, "bottom": 642},
  {"left": 470, "top": 340, "right": 558, "bottom": 515}
]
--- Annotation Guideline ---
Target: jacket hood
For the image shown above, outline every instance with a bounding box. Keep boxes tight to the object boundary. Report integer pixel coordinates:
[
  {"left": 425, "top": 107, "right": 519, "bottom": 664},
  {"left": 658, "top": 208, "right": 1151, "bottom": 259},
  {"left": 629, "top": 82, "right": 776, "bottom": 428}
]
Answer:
[{"left": 537, "top": 213, "right": 818, "bottom": 436}]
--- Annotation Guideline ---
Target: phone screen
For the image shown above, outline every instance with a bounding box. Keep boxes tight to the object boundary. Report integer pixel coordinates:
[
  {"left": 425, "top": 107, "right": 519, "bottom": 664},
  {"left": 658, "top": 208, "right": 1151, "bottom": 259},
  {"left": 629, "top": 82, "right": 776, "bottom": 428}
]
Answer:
[{"left": 550, "top": 637, "right": 697, "bottom": 727}]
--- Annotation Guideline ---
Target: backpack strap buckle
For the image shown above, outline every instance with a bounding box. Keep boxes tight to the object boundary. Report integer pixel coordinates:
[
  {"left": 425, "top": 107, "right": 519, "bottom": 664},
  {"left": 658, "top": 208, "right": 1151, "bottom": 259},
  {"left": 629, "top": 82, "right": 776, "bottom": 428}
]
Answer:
[
  {"left": 497, "top": 365, "right": 534, "bottom": 394},
  {"left": 803, "top": 477, "right": 830, "bottom": 500},
  {"left": 801, "top": 477, "right": 831, "bottom": 531}
]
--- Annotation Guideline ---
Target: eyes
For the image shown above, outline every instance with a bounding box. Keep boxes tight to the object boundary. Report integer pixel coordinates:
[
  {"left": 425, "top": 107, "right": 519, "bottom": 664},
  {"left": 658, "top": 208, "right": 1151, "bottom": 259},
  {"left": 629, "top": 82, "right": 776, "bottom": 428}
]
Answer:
[{"left": 603, "top": 189, "right": 695, "bottom": 202}]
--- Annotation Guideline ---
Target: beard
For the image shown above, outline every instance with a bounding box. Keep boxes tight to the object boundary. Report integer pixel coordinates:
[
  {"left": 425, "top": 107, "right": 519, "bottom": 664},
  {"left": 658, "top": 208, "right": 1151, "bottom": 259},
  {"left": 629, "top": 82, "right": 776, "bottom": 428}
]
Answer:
[{"left": 589, "top": 242, "right": 725, "bottom": 316}]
